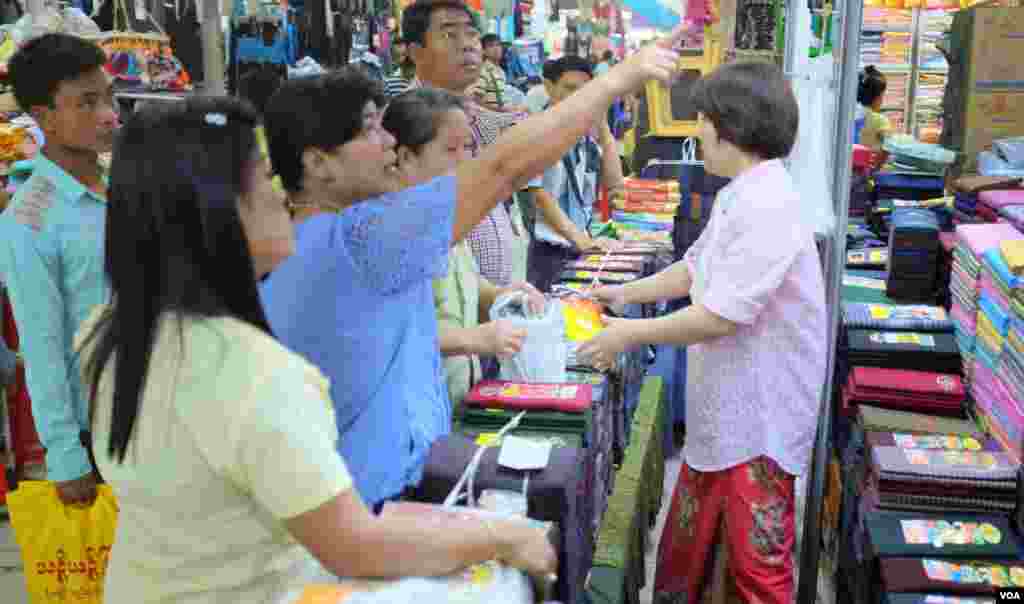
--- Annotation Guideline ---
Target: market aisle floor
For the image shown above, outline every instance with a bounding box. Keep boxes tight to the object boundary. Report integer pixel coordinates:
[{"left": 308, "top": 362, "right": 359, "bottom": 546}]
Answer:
[{"left": 0, "top": 513, "right": 28, "bottom": 604}]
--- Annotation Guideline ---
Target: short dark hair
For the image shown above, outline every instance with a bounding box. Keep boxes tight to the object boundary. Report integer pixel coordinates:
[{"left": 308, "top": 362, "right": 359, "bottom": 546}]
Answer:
[
  {"left": 402, "top": 0, "right": 476, "bottom": 46},
  {"left": 690, "top": 61, "right": 798, "bottom": 160},
  {"left": 263, "top": 67, "right": 386, "bottom": 193},
  {"left": 237, "top": 68, "right": 284, "bottom": 116},
  {"left": 857, "top": 65, "right": 887, "bottom": 107},
  {"left": 547, "top": 55, "right": 593, "bottom": 83},
  {"left": 86, "top": 95, "right": 266, "bottom": 463},
  {"left": 541, "top": 59, "right": 558, "bottom": 82},
  {"left": 481, "top": 33, "right": 500, "bottom": 48},
  {"left": 602, "top": 50, "right": 614, "bottom": 61},
  {"left": 383, "top": 88, "right": 465, "bottom": 154},
  {"left": 8, "top": 33, "right": 107, "bottom": 111}
]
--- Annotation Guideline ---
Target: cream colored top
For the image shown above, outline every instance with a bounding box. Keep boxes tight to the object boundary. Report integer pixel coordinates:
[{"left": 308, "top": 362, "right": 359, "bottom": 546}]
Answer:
[{"left": 76, "top": 308, "right": 352, "bottom": 604}]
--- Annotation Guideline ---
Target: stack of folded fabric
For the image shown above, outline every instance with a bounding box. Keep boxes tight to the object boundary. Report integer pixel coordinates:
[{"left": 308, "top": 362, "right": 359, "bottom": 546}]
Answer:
[
  {"left": 869, "top": 197, "right": 952, "bottom": 236},
  {"left": 847, "top": 247, "right": 890, "bottom": 270},
  {"left": 862, "top": 434, "right": 1020, "bottom": 516},
  {"left": 838, "top": 404, "right": 986, "bottom": 568},
  {"left": 410, "top": 432, "right": 586, "bottom": 604},
  {"left": 886, "top": 209, "right": 942, "bottom": 302},
  {"left": 1001, "top": 204, "right": 1024, "bottom": 232},
  {"left": 842, "top": 270, "right": 900, "bottom": 304},
  {"left": 971, "top": 242, "right": 1024, "bottom": 461},
  {"left": 841, "top": 302, "right": 953, "bottom": 333},
  {"left": 879, "top": 557, "right": 1024, "bottom": 599},
  {"left": 978, "top": 188, "right": 1024, "bottom": 224},
  {"left": 950, "top": 176, "right": 1021, "bottom": 225},
  {"left": 840, "top": 367, "right": 965, "bottom": 418},
  {"left": 867, "top": 511, "right": 1024, "bottom": 604},
  {"left": 950, "top": 223, "right": 1024, "bottom": 380},
  {"left": 842, "top": 328, "right": 961, "bottom": 375},
  {"left": 454, "top": 381, "right": 599, "bottom": 603},
  {"left": 612, "top": 178, "right": 678, "bottom": 246}
]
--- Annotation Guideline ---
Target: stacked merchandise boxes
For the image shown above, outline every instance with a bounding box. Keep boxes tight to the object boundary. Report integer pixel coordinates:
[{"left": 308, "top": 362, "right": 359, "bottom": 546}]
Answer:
[
  {"left": 941, "top": 6, "right": 1024, "bottom": 172},
  {"left": 611, "top": 177, "right": 678, "bottom": 246}
]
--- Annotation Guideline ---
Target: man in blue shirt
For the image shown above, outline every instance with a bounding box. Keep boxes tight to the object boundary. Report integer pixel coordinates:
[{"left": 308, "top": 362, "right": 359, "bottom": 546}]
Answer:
[{"left": 0, "top": 34, "right": 118, "bottom": 505}]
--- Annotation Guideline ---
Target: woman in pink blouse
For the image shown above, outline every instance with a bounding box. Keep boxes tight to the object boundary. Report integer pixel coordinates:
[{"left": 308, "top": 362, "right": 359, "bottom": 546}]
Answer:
[{"left": 579, "top": 61, "right": 828, "bottom": 604}]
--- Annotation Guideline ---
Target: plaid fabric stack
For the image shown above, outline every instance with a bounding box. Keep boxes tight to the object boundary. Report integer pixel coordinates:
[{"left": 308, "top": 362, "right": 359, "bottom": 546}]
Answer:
[
  {"left": 950, "top": 224, "right": 1024, "bottom": 380},
  {"left": 972, "top": 246, "right": 1024, "bottom": 462}
]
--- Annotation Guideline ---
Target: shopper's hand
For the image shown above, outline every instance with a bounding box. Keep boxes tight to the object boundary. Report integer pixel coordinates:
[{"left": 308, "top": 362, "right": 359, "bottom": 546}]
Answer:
[
  {"left": 499, "top": 523, "right": 558, "bottom": 594},
  {"left": 577, "top": 316, "right": 635, "bottom": 371},
  {"left": 501, "top": 282, "right": 546, "bottom": 315},
  {"left": 56, "top": 472, "right": 99, "bottom": 506},
  {"left": 589, "top": 285, "right": 628, "bottom": 313},
  {"left": 604, "top": 25, "right": 687, "bottom": 95},
  {"left": 478, "top": 320, "right": 527, "bottom": 358}
]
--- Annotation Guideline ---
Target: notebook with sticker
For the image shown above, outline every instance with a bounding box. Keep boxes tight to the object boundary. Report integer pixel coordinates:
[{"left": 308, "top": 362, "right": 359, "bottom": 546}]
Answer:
[
  {"left": 464, "top": 381, "right": 593, "bottom": 413},
  {"left": 558, "top": 270, "right": 641, "bottom": 284},
  {"left": 872, "top": 446, "right": 1019, "bottom": 482},
  {"left": 879, "top": 557, "right": 1024, "bottom": 594},
  {"left": 866, "top": 511, "right": 1019, "bottom": 559}
]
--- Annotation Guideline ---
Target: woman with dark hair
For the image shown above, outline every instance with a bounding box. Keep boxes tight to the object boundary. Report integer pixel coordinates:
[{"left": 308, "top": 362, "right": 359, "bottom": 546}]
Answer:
[
  {"left": 75, "top": 96, "right": 556, "bottom": 603},
  {"left": 857, "top": 65, "right": 891, "bottom": 150},
  {"left": 383, "top": 88, "right": 544, "bottom": 406},
  {"left": 259, "top": 31, "right": 686, "bottom": 509}
]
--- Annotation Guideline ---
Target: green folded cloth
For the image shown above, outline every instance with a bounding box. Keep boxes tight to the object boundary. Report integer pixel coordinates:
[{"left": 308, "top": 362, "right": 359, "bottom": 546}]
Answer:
[
  {"left": 457, "top": 427, "right": 584, "bottom": 450},
  {"left": 841, "top": 270, "right": 900, "bottom": 304},
  {"left": 457, "top": 406, "right": 591, "bottom": 437},
  {"left": 857, "top": 405, "right": 981, "bottom": 435}
]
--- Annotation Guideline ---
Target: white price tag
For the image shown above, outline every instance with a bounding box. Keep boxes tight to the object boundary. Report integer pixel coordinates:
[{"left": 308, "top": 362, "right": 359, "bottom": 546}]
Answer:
[{"left": 497, "top": 435, "right": 552, "bottom": 471}]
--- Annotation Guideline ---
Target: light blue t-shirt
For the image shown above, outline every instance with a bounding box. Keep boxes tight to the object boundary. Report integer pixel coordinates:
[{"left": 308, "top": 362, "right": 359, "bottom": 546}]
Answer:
[{"left": 260, "top": 176, "right": 456, "bottom": 506}]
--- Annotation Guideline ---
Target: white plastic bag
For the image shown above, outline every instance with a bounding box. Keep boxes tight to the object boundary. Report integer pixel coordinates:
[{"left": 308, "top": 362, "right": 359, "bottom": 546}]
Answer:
[{"left": 490, "top": 292, "right": 567, "bottom": 383}]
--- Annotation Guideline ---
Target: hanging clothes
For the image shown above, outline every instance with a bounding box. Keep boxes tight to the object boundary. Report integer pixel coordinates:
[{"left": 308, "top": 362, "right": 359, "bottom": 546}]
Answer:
[{"left": 166, "top": 0, "right": 203, "bottom": 82}]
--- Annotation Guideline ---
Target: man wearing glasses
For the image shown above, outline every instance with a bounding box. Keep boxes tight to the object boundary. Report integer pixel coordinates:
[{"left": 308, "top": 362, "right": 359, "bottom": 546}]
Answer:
[{"left": 404, "top": 0, "right": 532, "bottom": 289}]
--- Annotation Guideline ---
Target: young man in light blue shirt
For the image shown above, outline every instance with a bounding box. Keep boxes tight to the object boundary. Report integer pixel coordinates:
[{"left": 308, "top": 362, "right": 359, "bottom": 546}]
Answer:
[{"left": 0, "top": 33, "right": 118, "bottom": 505}]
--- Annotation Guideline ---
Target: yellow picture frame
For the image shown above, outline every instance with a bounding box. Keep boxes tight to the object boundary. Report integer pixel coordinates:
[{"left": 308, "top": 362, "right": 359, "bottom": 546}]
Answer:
[{"left": 645, "top": 34, "right": 723, "bottom": 139}]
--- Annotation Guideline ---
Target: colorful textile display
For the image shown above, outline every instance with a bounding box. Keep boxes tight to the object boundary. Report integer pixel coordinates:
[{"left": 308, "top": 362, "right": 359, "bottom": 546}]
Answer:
[{"left": 96, "top": 33, "right": 192, "bottom": 92}]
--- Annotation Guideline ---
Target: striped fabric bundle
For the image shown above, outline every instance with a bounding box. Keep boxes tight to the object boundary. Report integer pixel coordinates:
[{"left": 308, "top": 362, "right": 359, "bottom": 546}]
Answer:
[{"left": 950, "top": 224, "right": 1024, "bottom": 379}]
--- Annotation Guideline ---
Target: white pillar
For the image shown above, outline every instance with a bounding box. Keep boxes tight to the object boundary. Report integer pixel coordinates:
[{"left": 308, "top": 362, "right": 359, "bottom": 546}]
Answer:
[
  {"left": 200, "top": 0, "right": 227, "bottom": 95},
  {"left": 26, "top": 0, "right": 44, "bottom": 18}
]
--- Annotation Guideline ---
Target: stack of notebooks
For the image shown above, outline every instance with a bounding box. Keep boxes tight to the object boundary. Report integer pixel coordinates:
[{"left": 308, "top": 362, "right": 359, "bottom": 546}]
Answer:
[
  {"left": 949, "top": 223, "right": 1023, "bottom": 380},
  {"left": 886, "top": 209, "right": 942, "bottom": 302}
]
